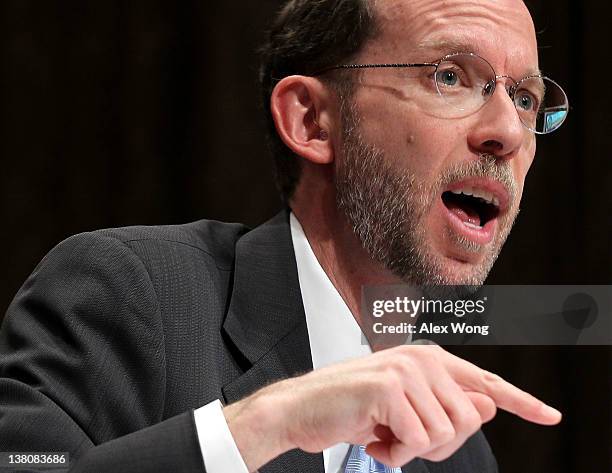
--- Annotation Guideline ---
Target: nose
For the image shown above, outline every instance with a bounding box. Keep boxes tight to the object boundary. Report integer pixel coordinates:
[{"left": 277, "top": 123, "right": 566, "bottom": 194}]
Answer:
[{"left": 467, "top": 80, "right": 526, "bottom": 160}]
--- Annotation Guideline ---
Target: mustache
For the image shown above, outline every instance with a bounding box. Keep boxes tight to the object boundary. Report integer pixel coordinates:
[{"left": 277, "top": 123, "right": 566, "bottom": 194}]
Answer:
[{"left": 437, "top": 153, "right": 517, "bottom": 204}]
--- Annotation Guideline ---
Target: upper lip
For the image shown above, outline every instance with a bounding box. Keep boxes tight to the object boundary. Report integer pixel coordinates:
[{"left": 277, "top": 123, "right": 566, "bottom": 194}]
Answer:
[{"left": 443, "top": 177, "right": 511, "bottom": 214}]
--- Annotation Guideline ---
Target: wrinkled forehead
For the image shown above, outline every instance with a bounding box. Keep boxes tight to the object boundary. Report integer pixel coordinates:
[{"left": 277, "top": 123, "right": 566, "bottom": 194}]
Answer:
[{"left": 368, "top": 0, "right": 539, "bottom": 77}]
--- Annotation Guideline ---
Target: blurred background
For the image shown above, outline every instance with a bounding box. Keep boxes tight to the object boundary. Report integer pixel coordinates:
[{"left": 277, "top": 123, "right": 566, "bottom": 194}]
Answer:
[{"left": 0, "top": 1, "right": 610, "bottom": 472}]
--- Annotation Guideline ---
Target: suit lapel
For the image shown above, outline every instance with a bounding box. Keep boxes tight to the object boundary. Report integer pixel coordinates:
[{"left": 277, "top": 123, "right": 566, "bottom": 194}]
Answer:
[
  {"left": 221, "top": 210, "right": 313, "bottom": 383},
  {"left": 222, "top": 210, "right": 324, "bottom": 473}
]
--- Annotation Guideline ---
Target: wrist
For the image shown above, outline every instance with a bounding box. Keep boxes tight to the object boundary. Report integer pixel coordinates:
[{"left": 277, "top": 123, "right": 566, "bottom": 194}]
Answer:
[{"left": 224, "top": 382, "right": 294, "bottom": 471}]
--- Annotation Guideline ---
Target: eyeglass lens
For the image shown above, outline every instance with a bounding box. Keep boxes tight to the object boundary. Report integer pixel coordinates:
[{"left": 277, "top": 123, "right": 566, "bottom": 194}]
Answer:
[{"left": 433, "top": 53, "right": 568, "bottom": 134}]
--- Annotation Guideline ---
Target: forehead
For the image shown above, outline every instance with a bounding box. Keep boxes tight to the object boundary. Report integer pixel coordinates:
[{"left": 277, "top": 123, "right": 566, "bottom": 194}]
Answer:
[{"left": 369, "top": 0, "right": 538, "bottom": 75}]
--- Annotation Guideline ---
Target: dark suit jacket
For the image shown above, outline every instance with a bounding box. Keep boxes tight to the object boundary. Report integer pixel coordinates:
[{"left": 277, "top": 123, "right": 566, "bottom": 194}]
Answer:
[{"left": 0, "top": 211, "right": 497, "bottom": 472}]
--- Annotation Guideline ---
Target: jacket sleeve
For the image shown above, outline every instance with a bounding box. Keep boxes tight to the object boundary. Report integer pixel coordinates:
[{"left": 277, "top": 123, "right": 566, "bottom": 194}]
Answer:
[{"left": 0, "top": 231, "right": 205, "bottom": 472}]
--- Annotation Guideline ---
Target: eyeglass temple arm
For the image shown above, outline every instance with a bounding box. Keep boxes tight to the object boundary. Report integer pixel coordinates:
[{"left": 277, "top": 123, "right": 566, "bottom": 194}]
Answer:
[{"left": 313, "top": 62, "right": 437, "bottom": 76}]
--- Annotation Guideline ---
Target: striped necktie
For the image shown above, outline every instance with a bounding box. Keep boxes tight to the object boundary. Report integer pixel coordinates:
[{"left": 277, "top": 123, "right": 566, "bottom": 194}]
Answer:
[{"left": 344, "top": 444, "right": 402, "bottom": 473}]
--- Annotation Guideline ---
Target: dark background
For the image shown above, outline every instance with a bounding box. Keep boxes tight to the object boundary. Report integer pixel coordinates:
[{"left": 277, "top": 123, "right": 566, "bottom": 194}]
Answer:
[{"left": 0, "top": 1, "right": 610, "bottom": 472}]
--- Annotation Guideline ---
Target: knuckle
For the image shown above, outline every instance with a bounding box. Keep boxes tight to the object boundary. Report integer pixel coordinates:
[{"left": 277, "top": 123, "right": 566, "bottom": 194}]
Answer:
[
  {"left": 481, "top": 370, "right": 505, "bottom": 388},
  {"left": 468, "top": 412, "right": 482, "bottom": 432},
  {"left": 385, "top": 354, "right": 417, "bottom": 382},
  {"left": 398, "top": 344, "right": 414, "bottom": 355},
  {"left": 399, "top": 344, "right": 444, "bottom": 371},
  {"left": 396, "top": 344, "right": 412, "bottom": 356},
  {"left": 456, "top": 410, "right": 481, "bottom": 433},
  {"left": 410, "top": 431, "right": 431, "bottom": 452},
  {"left": 415, "top": 345, "right": 443, "bottom": 368},
  {"left": 431, "top": 424, "right": 456, "bottom": 445},
  {"left": 396, "top": 356, "right": 418, "bottom": 377},
  {"left": 372, "top": 373, "right": 403, "bottom": 407},
  {"left": 381, "top": 365, "right": 403, "bottom": 389},
  {"left": 387, "top": 355, "right": 407, "bottom": 372}
]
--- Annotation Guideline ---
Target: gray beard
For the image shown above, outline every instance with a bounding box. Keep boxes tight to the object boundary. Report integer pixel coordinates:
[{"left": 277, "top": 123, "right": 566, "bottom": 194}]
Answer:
[{"left": 335, "top": 101, "right": 519, "bottom": 286}]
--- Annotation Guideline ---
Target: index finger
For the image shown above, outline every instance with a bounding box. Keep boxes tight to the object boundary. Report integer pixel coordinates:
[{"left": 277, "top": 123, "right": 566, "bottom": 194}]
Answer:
[{"left": 442, "top": 352, "right": 562, "bottom": 425}]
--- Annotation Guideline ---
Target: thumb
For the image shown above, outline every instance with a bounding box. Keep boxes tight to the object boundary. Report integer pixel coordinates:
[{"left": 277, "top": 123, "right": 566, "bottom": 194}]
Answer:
[{"left": 466, "top": 391, "right": 497, "bottom": 423}]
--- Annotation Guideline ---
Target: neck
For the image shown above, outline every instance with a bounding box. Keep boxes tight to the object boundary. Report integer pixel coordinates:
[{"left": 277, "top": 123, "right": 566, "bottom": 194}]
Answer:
[{"left": 291, "top": 181, "right": 403, "bottom": 349}]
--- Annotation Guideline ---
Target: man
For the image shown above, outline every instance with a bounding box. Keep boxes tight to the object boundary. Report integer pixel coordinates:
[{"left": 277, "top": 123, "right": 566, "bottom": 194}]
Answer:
[{"left": 0, "top": 0, "right": 568, "bottom": 472}]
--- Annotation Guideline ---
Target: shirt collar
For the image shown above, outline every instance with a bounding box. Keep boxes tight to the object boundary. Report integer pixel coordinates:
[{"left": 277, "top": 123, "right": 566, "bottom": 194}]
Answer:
[{"left": 289, "top": 212, "right": 372, "bottom": 370}]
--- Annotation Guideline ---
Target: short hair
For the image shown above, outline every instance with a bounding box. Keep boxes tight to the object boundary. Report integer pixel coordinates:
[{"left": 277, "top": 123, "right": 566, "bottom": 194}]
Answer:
[{"left": 259, "top": 0, "right": 378, "bottom": 204}]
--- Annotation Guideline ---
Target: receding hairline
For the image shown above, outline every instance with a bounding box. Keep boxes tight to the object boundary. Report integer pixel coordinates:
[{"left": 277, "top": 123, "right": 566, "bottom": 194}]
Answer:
[{"left": 364, "top": 0, "right": 540, "bottom": 78}]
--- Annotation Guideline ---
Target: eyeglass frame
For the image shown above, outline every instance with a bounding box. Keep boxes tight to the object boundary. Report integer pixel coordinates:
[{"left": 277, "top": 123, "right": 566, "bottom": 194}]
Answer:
[{"left": 313, "top": 52, "right": 569, "bottom": 135}]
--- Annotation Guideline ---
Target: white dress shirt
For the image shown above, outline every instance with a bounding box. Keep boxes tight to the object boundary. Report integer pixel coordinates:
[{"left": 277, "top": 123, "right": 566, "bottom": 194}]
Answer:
[{"left": 194, "top": 212, "right": 374, "bottom": 473}]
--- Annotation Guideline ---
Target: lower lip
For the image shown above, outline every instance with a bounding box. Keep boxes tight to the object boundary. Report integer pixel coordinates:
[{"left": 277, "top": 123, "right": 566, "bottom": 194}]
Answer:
[{"left": 440, "top": 198, "right": 498, "bottom": 246}]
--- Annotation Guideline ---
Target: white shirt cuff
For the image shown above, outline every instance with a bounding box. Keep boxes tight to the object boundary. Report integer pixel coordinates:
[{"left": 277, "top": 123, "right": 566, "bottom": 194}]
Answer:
[{"left": 194, "top": 399, "right": 250, "bottom": 473}]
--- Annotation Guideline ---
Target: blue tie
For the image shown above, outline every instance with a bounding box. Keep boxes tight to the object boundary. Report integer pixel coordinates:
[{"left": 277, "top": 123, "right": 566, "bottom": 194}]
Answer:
[{"left": 344, "top": 444, "right": 402, "bottom": 473}]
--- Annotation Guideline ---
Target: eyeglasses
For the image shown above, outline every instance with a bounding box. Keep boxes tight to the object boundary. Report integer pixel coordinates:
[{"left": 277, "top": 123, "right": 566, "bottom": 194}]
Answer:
[{"left": 316, "top": 52, "right": 569, "bottom": 134}]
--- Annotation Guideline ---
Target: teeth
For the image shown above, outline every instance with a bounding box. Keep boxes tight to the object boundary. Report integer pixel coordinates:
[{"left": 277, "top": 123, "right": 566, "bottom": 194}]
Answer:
[
  {"left": 450, "top": 187, "right": 499, "bottom": 207},
  {"left": 471, "top": 189, "right": 487, "bottom": 200},
  {"left": 464, "top": 221, "right": 483, "bottom": 229},
  {"left": 451, "top": 187, "right": 473, "bottom": 196}
]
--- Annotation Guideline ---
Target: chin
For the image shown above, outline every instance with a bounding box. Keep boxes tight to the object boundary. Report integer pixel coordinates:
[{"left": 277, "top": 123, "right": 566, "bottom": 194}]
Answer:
[
  {"left": 419, "top": 239, "right": 497, "bottom": 286},
  {"left": 438, "top": 258, "right": 491, "bottom": 286}
]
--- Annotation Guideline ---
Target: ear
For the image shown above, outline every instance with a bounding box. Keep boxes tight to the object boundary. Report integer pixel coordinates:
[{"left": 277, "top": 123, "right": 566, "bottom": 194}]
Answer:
[{"left": 270, "top": 76, "right": 336, "bottom": 165}]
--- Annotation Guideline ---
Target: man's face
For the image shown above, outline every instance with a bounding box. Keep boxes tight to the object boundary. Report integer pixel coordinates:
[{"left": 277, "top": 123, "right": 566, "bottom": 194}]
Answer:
[{"left": 335, "top": 0, "right": 538, "bottom": 285}]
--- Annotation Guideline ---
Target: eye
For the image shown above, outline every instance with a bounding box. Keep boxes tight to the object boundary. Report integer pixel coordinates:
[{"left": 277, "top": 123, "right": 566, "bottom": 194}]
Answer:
[
  {"left": 437, "top": 69, "right": 459, "bottom": 87},
  {"left": 515, "top": 91, "right": 538, "bottom": 112}
]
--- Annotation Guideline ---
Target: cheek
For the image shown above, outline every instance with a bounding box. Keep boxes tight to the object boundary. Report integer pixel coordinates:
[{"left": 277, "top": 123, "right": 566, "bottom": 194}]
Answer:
[{"left": 354, "top": 94, "right": 460, "bottom": 177}]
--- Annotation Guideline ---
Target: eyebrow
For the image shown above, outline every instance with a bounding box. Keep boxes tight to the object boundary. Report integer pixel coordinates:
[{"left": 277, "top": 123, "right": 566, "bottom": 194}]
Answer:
[
  {"left": 414, "top": 38, "right": 542, "bottom": 77},
  {"left": 415, "top": 38, "right": 479, "bottom": 55},
  {"left": 524, "top": 76, "right": 546, "bottom": 99}
]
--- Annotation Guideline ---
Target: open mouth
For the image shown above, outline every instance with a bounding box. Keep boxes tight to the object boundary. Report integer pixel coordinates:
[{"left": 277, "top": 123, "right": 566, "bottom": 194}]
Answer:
[
  {"left": 441, "top": 188, "right": 500, "bottom": 229},
  {"left": 438, "top": 179, "right": 510, "bottom": 247}
]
